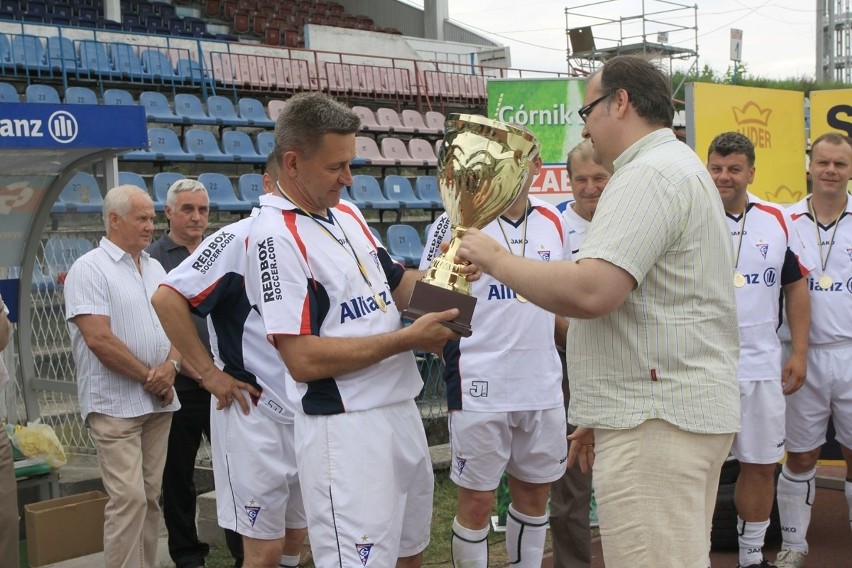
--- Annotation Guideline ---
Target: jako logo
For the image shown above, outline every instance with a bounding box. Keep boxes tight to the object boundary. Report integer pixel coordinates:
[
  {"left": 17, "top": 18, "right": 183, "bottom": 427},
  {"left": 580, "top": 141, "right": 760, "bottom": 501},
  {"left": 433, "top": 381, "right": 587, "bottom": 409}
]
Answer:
[{"left": 48, "top": 111, "right": 78, "bottom": 144}]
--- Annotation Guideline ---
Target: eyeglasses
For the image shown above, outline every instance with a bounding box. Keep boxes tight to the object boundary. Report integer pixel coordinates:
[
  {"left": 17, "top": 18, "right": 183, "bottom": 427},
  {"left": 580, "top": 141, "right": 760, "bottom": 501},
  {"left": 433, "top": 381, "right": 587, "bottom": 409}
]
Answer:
[{"left": 577, "top": 91, "right": 613, "bottom": 123}]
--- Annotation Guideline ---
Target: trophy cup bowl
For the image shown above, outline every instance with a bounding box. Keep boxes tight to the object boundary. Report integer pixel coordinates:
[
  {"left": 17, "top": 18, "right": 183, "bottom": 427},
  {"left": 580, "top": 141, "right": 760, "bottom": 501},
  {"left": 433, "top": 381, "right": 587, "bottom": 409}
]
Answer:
[{"left": 402, "top": 114, "right": 540, "bottom": 337}]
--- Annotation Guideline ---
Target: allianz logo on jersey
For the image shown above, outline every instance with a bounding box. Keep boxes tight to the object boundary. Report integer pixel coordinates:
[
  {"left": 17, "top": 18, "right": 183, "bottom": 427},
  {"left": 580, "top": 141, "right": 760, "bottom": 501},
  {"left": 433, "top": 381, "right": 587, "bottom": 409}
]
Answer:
[
  {"left": 339, "top": 291, "right": 392, "bottom": 323},
  {"left": 0, "top": 111, "right": 79, "bottom": 143}
]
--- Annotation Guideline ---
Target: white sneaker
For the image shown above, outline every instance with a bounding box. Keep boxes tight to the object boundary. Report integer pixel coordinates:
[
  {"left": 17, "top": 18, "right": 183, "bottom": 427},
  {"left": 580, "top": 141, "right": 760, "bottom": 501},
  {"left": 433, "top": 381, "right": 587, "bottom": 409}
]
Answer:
[{"left": 775, "top": 549, "right": 806, "bottom": 568}]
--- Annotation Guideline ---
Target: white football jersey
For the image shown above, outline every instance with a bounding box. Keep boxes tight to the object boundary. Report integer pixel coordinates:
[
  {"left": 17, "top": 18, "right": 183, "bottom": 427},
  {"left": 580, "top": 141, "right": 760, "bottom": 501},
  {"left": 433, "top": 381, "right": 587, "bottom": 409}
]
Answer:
[
  {"left": 247, "top": 193, "right": 421, "bottom": 415},
  {"left": 160, "top": 214, "right": 299, "bottom": 423},
  {"left": 561, "top": 201, "right": 590, "bottom": 257},
  {"left": 728, "top": 194, "right": 811, "bottom": 381},
  {"left": 782, "top": 195, "right": 852, "bottom": 346},
  {"left": 420, "top": 197, "right": 570, "bottom": 412}
]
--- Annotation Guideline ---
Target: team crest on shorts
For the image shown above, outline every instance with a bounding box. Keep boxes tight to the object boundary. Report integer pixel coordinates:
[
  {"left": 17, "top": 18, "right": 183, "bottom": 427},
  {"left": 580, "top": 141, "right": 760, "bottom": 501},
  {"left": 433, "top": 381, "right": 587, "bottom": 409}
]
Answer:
[
  {"left": 756, "top": 241, "right": 769, "bottom": 259},
  {"left": 456, "top": 456, "right": 467, "bottom": 476},
  {"left": 538, "top": 250, "right": 551, "bottom": 261},
  {"left": 356, "top": 538, "right": 374, "bottom": 566},
  {"left": 244, "top": 499, "right": 261, "bottom": 527}
]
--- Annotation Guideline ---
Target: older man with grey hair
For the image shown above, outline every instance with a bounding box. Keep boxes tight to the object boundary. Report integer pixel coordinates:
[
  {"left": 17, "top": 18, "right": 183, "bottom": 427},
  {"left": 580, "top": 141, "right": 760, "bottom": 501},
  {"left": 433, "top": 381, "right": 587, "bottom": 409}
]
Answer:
[{"left": 65, "top": 184, "right": 181, "bottom": 568}]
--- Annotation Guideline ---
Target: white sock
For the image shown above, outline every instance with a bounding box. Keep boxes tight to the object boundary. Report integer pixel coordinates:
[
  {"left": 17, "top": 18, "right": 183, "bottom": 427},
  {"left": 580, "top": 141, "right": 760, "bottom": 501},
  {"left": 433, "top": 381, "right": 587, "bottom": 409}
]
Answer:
[
  {"left": 776, "top": 464, "right": 815, "bottom": 553},
  {"left": 505, "top": 504, "right": 548, "bottom": 567},
  {"left": 451, "top": 517, "right": 489, "bottom": 568},
  {"left": 278, "top": 553, "right": 300, "bottom": 568},
  {"left": 737, "top": 517, "right": 769, "bottom": 567},
  {"left": 845, "top": 479, "right": 852, "bottom": 534}
]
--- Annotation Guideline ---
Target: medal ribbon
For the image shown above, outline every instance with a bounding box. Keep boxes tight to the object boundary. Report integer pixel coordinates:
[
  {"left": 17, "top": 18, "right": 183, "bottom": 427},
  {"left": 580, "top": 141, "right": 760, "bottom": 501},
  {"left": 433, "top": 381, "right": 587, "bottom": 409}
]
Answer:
[
  {"left": 732, "top": 199, "right": 748, "bottom": 271},
  {"left": 808, "top": 195, "right": 847, "bottom": 275}
]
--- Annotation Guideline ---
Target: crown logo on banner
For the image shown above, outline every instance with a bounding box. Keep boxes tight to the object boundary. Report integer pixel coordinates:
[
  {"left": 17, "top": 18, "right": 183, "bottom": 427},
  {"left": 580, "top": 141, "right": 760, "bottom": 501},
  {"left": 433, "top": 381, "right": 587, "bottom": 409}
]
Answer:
[
  {"left": 765, "top": 185, "right": 803, "bottom": 204},
  {"left": 732, "top": 101, "right": 772, "bottom": 126}
]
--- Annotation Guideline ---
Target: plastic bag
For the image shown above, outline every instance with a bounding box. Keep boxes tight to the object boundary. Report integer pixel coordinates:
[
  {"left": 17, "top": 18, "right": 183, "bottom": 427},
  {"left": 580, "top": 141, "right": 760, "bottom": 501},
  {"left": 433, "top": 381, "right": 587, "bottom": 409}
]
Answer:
[{"left": 10, "top": 422, "right": 67, "bottom": 469}]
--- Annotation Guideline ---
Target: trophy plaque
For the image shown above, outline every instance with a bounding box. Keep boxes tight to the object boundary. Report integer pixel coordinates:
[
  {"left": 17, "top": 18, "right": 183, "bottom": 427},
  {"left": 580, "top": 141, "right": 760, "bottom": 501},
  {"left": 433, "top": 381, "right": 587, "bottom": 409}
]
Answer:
[{"left": 402, "top": 114, "right": 540, "bottom": 337}]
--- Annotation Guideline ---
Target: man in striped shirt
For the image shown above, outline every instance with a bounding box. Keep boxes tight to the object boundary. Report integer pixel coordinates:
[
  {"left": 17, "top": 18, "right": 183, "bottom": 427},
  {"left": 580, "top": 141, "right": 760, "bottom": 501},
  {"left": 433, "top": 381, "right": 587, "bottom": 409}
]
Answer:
[{"left": 457, "top": 55, "right": 740, "bottom": 568}]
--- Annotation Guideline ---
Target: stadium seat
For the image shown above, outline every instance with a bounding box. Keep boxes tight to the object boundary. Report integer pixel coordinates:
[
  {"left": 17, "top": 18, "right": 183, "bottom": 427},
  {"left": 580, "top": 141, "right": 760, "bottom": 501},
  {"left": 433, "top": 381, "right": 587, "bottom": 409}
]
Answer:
[
  {"left": 425, "top": 111, "right": 445, "bottom": 133},
  {"left": 183, "top": 128, "right": 230, "bottom": 162},
  {"left": 118, "top": 170, "right": 150, "bottom": 197},
  {"left": 198, "top": 172, "right": 252, "bottom": 212},
  {"left": 415, "top": 175, "right": 442, "bottom": 208},
  {"left": 177, "top": 58, "right": 205, "bottom": 84},
  {"left": 8, "top": 264, "right": 56, "bottom": 293},
  {"left": 110, "top": 43, "right": 146, "bottom": 80},
  {"left": 238, "top": 173, "right": 264, "bottom": 206},
  {"left": 206, "top": 95, "right": 243, "bottom": 126},
  {"left": 238, "top": 97, "right": 275, "bottom": 127},
  {"left": 368, "top": 225, "right": 383, "bottom": 243},
  {"left": 385, "top": 224, "right": 424, "bottom": 267},
  {"left": 46, "top": 36, "right": 77, "bottom": 73},
  {"left": 408, "top": 138, "right": 438, "bottom": 167},
  {"left": 355, "top": 136, "right": 394, "bottom": 167},
  {"left": 43, "top": 236, "right": 93, "bottom": 283},
  {"left": 140, "top": 48, "right": 180, "bottom": 81},
  {"left": 103, "top": 88, "right": 135, "bottom": 106},
  {"left": 78, "top": 40, "right": 114, "bottom": 78},
  {"left": 60, "top": 171, "right": 103, "bottom": 213},
  {"left": 174, "top": 93, "right": 217, "bottom": 125},
  {"left": 380, "top": 137, "right": 421, "bottom": 167},
  {"left": 376, "top": 107, "right": 416, "bottom": 134},
  {"left": 25, "top": 84, "right": 60, "bottom": 104},
  {"left": 434, "top": 138, "right": 442, "bottom": 158},
  {"left": 64, "top": 86, "right": 98, "bottom": 105},
  {"left": 152, "top": 171, "right": 185, "bottom": 205},
  {"left": 222, "top": 130, "right": 263, "bottom": 162},
  {"left": 124, "top": 127, "right": 188, "bottom": 161},
  {"left": 11, "top": 35, "right": 47, "bottom": 71},
  {"left": 0, "top": 81, "right": 17, "bottom": 102},
  {"left": 351, "top": 106, "right": 388, "bottom": 133},
  {"left": 267, "top": 99, "right": 286, "bottom": 120},
  {"left": 401, "top": 109, "right": 441, "bottom": 135},
  {"left": 341, "top": 185, "right": 367, "bottom": 209},
  {"left": 139, "top": 91, "right": 180, "bottom": 122},
  {"left": 348, "top": 174, "right": 400, "bottom": 222},
  {"left": 383, "top": 175, "right": 430, "bottom": 211},
  {"left": 256, "top": 131, "right": 275, "bottom": 158}
]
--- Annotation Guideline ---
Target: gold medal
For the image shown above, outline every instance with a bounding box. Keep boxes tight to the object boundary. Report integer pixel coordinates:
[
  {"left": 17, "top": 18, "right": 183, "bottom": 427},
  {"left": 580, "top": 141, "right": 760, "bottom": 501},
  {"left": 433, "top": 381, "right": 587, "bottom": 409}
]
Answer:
[
  {"left": 516, "top": 293, "right": 528, "bottom": 303},
  {"left": 374, "top": 293, "right": 388, "bottom": 312},
  {"left": 733, "top": 272, "right": 746, "bottom": 288},
  {"left": 818, "top": 275, "right": 833, "bottom": 289}
]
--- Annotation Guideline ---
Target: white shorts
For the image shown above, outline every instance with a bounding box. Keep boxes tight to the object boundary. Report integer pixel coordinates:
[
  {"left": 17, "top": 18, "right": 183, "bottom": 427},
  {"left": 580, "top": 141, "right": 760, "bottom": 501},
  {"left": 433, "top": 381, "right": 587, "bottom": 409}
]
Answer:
[
  {"left": 449, "top": 407, "right": 568, "bottom": 490},
  {"left": 295, "top": 399, "right": 433, "bottom": 568},
  {"left": 730, "top": 380, "right": 786, "bottom": 464},
  {"left": 783, "top": 341, "right": 852, "bottom": 452},
  {"left": 211, "top": 394, "right": 305, "bottom": 540}
]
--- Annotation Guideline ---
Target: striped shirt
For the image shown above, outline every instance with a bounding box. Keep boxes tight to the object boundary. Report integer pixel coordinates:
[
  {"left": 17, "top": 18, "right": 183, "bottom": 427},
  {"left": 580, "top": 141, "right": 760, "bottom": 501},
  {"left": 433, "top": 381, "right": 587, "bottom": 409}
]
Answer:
[
  {"left": 568, "top": 128, "right": 741, "bottom": 434},
  {"left": 0, "top": 294, "right": 8, "bottom": 391},
  {"left": 65, "top": 237, "right": 180, "bottom": 421}
]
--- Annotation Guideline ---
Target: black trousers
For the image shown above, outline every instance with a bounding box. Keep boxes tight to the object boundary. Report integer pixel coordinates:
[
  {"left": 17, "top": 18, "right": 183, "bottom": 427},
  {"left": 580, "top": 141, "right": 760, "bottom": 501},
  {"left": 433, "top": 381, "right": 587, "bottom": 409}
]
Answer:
[{"left": 162, "top": 385, "right": 243, "bottom": 568}]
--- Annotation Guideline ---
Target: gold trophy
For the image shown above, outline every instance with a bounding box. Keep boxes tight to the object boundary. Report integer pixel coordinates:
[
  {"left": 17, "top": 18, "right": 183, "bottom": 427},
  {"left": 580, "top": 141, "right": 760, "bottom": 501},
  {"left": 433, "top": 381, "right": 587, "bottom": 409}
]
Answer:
[{"left": 402, "top": 114, "right": 540, "bottom": 337}]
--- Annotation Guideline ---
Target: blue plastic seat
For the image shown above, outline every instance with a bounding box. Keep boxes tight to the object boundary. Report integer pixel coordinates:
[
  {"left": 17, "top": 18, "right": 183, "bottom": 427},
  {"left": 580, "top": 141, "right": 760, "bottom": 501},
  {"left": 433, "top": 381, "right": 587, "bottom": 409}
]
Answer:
[
  {"left": 222, "top": 131, "right": 263, "bottom": 163},
  {"left": 348, "top": 175, "right": 400, "bottom": 222},
  {"left": 238, "top": 173, "right": 264, "bottom": 206},
  {"left": 198, "top": 172, "right": 252, "bottom": 212},
  {"left": 385, "top": 224, "right": 424, "bottom": 267},
  {"left": 46, "top": 36, "right": 77, "bottom": 72},
  {"left": 0, "top": 33, "right": 12, "bottom": 68},
  {"left": 255, "top": 131, "right": 275, "bottom": 158},
  {"left": 123, "top": 127, "right": 188, "bottom": 161},
  {"left": 152, "top": 172, "right": 185, "bottom": 206},
  {"left": 44, "top": 236, "right": 93, "bottom": 280},
  {"left": 139, "top": 91, "right": 179, "bottom": 123},
  {"left": 206, "top": 95, "right": 244, "bottom": 126},
  {"left": 237, "top": 97, "right": 275, "bottom": 128},
  {"left": 64, "top": 86, "right": 98, "bottom": 105},
  {"left": 103, "top": 88, "right": 134, "bottom": 106},
  {"left": 109, "top": 43, "right": 145, "bottom": 80},
  {"left": 383, "top": 175, "right": 431, "bottom": 211},
  {"left": 8, "top": 264, "right": 56, "bottom": 294},
  {"left": 0, "top": 81, "right": 18, "bottom": 102},
  {"left": 60, "top": 171, "right": 103, "bottom": 213},
  {"left": 25, "top": 84, "right": 60, "bottom": 104},
  {"left": 183, "top": 128, "right": 229, "bottom": 162},
  {"left": 118, "top": 170, "right": 148, "bottom": 191},
  {"left": 415, "top": 175, "right": 443, "bottom": 208},
  {"left": 78, "top": 40, "right": 114, "bottom": 78},
  {"left": 173, "top": 93, "right": 216, "bottom": 125},
  {"left": 140, "top": 48, "right": 180, "bottom": 81},
  {"left": 11, "top": 35, "right": 47, "bottom": 71},
  {"left": 176, "top": 58, "right": 205, "bottom": 84}
]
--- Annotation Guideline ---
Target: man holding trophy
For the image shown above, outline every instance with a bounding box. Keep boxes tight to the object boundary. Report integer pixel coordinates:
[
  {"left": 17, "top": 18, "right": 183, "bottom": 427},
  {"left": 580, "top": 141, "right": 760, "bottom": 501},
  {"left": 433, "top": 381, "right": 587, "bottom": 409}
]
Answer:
[{"left": 419, "top": 124, "right": 570, "bottom": 567}]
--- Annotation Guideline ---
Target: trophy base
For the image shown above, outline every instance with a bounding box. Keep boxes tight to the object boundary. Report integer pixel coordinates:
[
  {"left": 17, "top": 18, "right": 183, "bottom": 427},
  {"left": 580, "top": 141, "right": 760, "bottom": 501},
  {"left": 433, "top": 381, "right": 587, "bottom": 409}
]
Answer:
[{"left": 402, "top": 280, "right": 477, "bottom": 338}]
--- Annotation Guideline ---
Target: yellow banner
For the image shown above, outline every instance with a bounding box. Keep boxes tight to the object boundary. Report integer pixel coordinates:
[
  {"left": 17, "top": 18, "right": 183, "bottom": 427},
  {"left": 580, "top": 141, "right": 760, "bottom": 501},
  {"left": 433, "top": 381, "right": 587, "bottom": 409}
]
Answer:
[
  {"left": 810, "top": 89, "right": 852, "bottom": 141},
  {"left": 688, "top": 83, "right": 805, "bottom": 203}
]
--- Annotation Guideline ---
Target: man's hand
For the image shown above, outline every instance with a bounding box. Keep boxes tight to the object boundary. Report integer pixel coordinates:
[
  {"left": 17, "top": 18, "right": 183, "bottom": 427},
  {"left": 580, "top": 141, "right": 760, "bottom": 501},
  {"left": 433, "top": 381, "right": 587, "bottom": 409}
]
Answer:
[
  {"left": 145, "top": 362, "right": 176, "bottom": 398},
  {"left": 404, "top": 308, "right": 462, "bottom": 354},
  {"left": 781, "top": 352, "right": 807, "bottom": 395},
  {"left": 161, "top": 388, "right": 175, "bottom": 407},
  {"left": 455, "top": 228, "right": 509, "bottom": 275},
  {"left": 201, "top": 368, "right": 261, "bottom": 414},
  {"left": 567, "top": 426, "right": 596, "bottom": 473}
]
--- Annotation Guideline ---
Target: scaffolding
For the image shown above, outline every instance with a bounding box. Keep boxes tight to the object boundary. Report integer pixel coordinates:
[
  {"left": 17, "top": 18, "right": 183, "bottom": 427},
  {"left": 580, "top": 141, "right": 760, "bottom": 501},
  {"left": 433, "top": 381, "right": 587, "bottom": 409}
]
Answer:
[
  {"left": 564, "top": 0, "right": 698, "bottom": 78},
  {"left": 817, "top": 0, "right": 852, "bottom": 82}
]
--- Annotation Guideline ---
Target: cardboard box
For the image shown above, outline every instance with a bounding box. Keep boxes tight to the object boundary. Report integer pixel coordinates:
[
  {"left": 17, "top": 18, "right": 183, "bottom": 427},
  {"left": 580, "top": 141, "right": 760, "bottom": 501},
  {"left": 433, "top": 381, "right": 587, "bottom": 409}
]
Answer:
[{"left": 24, "top": 490, "right": 108, "bottom": 567}]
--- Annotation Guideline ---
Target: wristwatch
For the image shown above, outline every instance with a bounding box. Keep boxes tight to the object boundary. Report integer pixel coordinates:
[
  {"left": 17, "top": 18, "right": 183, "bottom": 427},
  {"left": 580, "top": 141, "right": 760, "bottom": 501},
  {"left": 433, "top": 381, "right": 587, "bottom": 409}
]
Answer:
[{"left": 168, "top": 359, "right": 181, "bottom": 375}]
